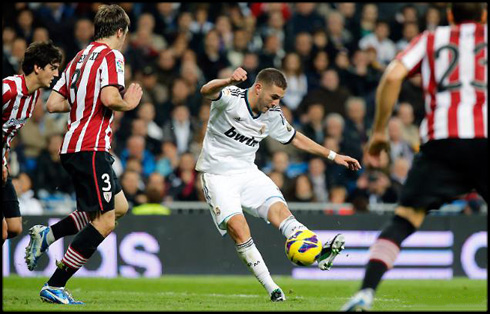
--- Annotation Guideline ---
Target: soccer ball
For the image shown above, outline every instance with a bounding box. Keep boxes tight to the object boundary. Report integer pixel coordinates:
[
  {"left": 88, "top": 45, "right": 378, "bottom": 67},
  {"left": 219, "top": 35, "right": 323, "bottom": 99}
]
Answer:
[{"left": 285, "top": 230, "right": 322, "bottom": 266}]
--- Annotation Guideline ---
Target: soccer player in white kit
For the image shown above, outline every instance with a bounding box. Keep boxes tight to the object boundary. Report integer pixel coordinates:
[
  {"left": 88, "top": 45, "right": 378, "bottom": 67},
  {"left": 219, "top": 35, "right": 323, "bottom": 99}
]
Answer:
[{"left": 197, "top": 67, "right": 362, "bottom": 301}]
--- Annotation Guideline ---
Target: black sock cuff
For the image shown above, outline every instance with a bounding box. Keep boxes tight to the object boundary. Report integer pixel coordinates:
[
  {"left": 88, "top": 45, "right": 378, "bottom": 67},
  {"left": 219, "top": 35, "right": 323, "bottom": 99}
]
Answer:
[
  {"left": 379, "top": 215, "right": 416, "bottom": 247},
  {"left": 71, "top": 223, "right": 105, "bottom": 253}
]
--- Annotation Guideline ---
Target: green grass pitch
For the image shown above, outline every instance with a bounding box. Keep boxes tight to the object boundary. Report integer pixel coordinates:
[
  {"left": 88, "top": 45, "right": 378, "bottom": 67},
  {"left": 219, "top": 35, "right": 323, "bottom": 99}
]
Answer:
[{"left": 2, "top": 275, "right": 487, "bottom": 311}]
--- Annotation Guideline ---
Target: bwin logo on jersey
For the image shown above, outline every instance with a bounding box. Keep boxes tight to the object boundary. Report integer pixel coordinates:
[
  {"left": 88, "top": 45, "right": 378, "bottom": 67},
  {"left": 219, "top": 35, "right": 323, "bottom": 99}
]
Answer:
[{"left": 224, "top": 127, "right": 259, "bottom": 147}]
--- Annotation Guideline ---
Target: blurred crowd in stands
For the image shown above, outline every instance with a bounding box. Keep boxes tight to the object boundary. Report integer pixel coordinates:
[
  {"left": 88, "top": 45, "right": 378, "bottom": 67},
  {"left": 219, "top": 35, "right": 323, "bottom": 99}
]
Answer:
[{"left": 3, "top": 2, "right": 486, "bottom": 215}]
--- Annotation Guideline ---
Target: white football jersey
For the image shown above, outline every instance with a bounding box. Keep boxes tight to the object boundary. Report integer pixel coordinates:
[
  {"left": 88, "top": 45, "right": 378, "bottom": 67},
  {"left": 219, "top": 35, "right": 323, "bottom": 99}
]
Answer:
[{"left": 196, "top": 86, "right": 296, "bottom": 175}]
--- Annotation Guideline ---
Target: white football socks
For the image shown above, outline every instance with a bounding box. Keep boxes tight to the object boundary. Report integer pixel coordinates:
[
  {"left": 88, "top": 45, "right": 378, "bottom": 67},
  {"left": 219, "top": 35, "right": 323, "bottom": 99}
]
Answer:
[
  {"left": 236, "top": 238, "right": 279, "bottom": 295},
  {"left": 279, "top": 215, "right": 307, "bottom": 239}
]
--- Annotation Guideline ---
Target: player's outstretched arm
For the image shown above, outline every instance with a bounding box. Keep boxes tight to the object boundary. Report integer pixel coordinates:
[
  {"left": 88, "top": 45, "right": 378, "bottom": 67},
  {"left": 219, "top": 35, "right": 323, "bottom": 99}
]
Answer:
[
  {"left": 46, "top": 91, "right": 71, "bottom": 113},
  {"left": 200, "top": 67, "right": 247, "bottom": 100},
  {"left": 291, "top": 131, "right": 361, "bottom": 171},
  {"left": 101, "top": 83, "right": 142, "bottom": 112},
  {"left": 365, "top": 60, "right": 408, "bottom": 168}
]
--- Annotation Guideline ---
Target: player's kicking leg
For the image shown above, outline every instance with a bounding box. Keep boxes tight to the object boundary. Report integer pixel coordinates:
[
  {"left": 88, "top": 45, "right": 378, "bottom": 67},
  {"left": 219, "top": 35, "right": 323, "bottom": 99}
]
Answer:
[
  {"left": 25, "top": 191, "right": 129, "bottom": 271},
  {"left": 227, "top": 214, "right": 286, "bottom": 302},
  {"left": 267, "top": 201, "right": 345, "bottom": 270}
]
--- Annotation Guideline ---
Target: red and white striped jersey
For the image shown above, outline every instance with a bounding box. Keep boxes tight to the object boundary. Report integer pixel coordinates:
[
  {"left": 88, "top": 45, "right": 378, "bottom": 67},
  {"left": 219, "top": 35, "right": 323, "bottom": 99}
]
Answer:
[
  {"left": 2, "top": 75, "right": 41, "bottom": 166},
  {"left": 53, "top": 41, "right": 125, "bottom": 154},
  {"left": 396, "top": 22, "right": 487, "bottom": 144}
]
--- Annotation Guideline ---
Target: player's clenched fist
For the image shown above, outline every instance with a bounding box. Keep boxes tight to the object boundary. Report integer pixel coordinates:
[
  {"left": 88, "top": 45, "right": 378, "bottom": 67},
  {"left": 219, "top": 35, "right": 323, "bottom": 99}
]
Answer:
[
  {"left": 124, "top": 82, "right": 143, "bottom": 110},
  {"left": 229, "top": 67, "right": 248, "bottom": 85}
]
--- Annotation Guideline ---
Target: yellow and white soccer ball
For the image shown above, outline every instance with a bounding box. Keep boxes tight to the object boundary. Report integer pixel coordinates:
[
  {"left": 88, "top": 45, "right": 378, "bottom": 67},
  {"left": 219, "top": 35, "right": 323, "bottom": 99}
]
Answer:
[{"left": 285, "top": 230, "right": 322, "bottom": 266}]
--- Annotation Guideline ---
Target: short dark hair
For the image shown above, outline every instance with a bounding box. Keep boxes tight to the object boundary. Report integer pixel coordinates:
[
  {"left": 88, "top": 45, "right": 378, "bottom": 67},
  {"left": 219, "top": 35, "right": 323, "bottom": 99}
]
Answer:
[
  {"left": 255, "top": 68, "right": 287, "bottom": 89},
  {"left": 450, "top": 3, "right": 485, "bottom": 23},
  {"left": 21, "top": 40, "right": 62, "bottom": 75},
  {"left": 93, "top": 4, "right": 130, "bottom": 40}
]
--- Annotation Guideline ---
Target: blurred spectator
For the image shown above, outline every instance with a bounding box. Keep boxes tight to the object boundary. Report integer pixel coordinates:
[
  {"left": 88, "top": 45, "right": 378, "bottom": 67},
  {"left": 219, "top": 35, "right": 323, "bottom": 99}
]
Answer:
[
  {"left": 190, "top": 4, "right": 214, "bottom": 38},
  {"left": 346, "top": 50, "right": 382, "bottom": 104},
  {"left": 34, "top": 134, "right": 74, "bottom": 197},
  {"left": 155, "top": 49, "right": 178, "bottom": 89},
  {"left": 285, "top": 3, "right": 325, "bottom": 50},
  {"left": 396, "top": 102, "right": 420, "bottom": 152},
  {"left": 120, "top": 135, "right": 156, "bottom": 179},
  {"left": 398, "top": 75, "right": 425, "bottom": 125},
  {"left": 166, "top": 152, "right": 199, "bottom": 201},
  {"left": 152, "top": 3, "right": 180, "bottom": 42},
  {"left": 294, "top": 32, "right": 314, "bottom": 68},
  {"left": 12, "top": 172, "right": 44, "bottom": 215},
  {"left": 240, "top": 52, "right": 260, "bottom": 88},
  {"left": 176, "top": 11, "right": 194, "bottom": 42},
  {"left": 131, "top": 118, "right": 161, "bottom": 157},
  {"left": 326, "top": 10, "right": 355, "bottom": 60},
  {"left": 281, "top": 52, "right": 308, "bottom": 114},
  {"left": 358, "top": 3, "right": 378, "bottom": 39},
  {"left": 366, "top": 170, "right": 398, "bottom": 206},
  {"left": 301, "top": 103, "right": 326, "bottom": 145},
  {"left": 288, "top": 174, "right": 315, "bottom": 202},
  {"left": 5, "top": 37, "right": 27, "bottom": 75},
  {"left": 260, "top": 10, "right": 287, "bottom": 45},
  {"left": 390, "top": 157, "right": 411, "bottom": 199},
  {"left": 139, "top": 65, "right": 169, "bottom": 119},
  {"left": 359, "top": 20, "right": 396, "bottom": 66},
  {"left": 306, "top": 50, "right": 330, "bottom": 91},
  {"left": 156, "top": 141, "right": 180, "bottom": 177},
  {"left": 265, "top": 151, "right": 295, "bottom": 193},
  {"left": 258, "top": 34, "right": 285, "bottom": 69},
  {"left": 180, "top": 59, "right": 206, "bottom": 116},
  {"left": 268, "top": 170, "right": 289, "bottom": 195},
  {"left": 307, "top": 158, "right": 329, "bottom": 202},
  {"left": 215, "top": 15, "right": 234, "bottom": 51},
  {"left": 15, "top": 8, "right": 36, "bottom": 44},
  {"left": 348, "top": 170, "right": 397, "bottom": 212},
  {"left": 34, "top": 3, "right": 75, "bottom": 48},
  {"left": 158, "top": 77, "right": 191, "bottom": 125},
  {"left": 396, "top": 22, "right": 420, "bottom": 53},
  {"left": 136, "top": 102, "right": 164, "bottom": 155},
  {"left": 18, "top": 99, "right": 51, "bottom": 170},
  {"left": 423, "top": 5, "right": 443, "bottom": 32},
  {"left": 162, "top": 105, "right": 198, "bottom": 155},
  {"left": 227, "top": 28, "right": 249, "bottom": 69},
  {"left": 388, "top": 117, "right": 415, "bottom": 165},
  {"left": 32, "top": 27, "right": 50, "bottom": 43},
  {"left": 324, "top": 184, "right": 353, "bottom": 215},
  {"left": 132, "top": 173, "right": 171, "bottom": 215},
  {"left": 299, "top": 68, "right": 351, "bottom": 118},
  {"left": 120, "top": 170, "right": 146, "bottom": 210},
  {"left": 390, "top": 4, "right": 419, "bottom": 42},
  {"left": 336, "top": 3, "right": 359, "bottom": 42},
  {"left": 64, "top": 18, "right": 94, "bottom": 61},
  {"left": 198, "top": 29, "right": 231, "bottom": 82}
]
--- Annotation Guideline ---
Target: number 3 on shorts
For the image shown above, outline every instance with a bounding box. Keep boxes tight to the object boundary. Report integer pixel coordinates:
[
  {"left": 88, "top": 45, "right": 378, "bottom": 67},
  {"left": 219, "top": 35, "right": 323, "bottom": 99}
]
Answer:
[{"left": 101, "top": 173, "right": 111, "bottom": 192}]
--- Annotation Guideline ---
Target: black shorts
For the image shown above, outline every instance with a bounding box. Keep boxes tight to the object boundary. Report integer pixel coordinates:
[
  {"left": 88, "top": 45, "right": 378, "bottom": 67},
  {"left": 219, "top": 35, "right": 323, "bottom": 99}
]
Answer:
[
  {"left": 2, "top": 177, "right": 20, "bottom": 219},
  {"left": 61, "top": 151, "right": 122, "bottom": 213},
  {"left": 400, "top": 139, "right": 488, "bottom": 210}
]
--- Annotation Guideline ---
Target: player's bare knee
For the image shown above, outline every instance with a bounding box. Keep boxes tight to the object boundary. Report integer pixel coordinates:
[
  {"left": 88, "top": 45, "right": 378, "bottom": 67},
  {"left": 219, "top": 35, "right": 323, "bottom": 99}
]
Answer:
[
  {"left": 395, "top": 206, "right": 425, "bottom": 229},
  {"left": 6, "top": 218, "right": 22, "bottom": 238},
  {"left": 115, "top": 192, "right": 129, "bottom": 219},
  {"left": 2, "top": 220, "right": 8, "bottom": 241}
]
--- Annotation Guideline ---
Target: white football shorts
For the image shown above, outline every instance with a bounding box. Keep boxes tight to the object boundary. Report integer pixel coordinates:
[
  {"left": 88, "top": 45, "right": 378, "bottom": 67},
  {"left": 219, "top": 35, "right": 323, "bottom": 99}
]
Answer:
[{"left": 200, "top": 169, "right": 287, "bottom": 236}]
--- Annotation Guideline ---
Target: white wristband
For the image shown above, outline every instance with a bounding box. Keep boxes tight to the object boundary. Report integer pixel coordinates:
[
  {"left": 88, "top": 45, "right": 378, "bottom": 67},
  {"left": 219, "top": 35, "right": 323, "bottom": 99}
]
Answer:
[{"left": 327, "top": 150, "right": 337, "bottom": 161}]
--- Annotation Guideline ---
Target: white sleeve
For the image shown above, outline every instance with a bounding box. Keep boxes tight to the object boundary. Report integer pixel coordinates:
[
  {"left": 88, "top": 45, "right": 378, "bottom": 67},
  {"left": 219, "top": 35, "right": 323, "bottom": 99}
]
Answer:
[
  {"left": 211, "top": 86, "right": 242, "bottom": 110},
  {"left": 268, "top": 108, "right": 296, "bottom": 144},
  {"left": 100, "top": 49, "right": 125, "bottom": 91},
  {"left": 396, "top": 31, "right": 428, "bottom": 74}
]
